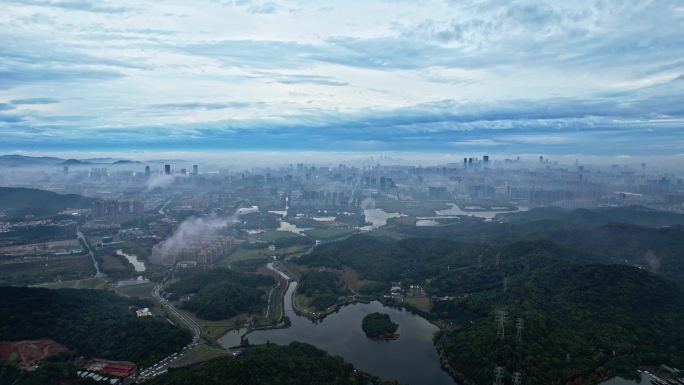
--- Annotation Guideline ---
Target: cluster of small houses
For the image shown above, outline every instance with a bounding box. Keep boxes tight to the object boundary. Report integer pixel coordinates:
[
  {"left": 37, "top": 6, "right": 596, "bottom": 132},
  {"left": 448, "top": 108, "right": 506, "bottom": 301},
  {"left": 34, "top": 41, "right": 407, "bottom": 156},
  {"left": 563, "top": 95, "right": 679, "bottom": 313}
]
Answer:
[
  {"left": 384, "top": 283, "right": 430, "bottom": 302},
  {"left": 383, "top": 283, "right": 468, "bottom": 303}
]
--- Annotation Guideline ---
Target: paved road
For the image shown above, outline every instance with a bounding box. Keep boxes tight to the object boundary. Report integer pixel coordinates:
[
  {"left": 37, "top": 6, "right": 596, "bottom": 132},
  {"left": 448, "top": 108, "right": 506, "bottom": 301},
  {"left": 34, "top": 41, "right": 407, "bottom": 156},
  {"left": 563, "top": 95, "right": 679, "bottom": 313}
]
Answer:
[
  {"left": 137, "top": 284, "right": 201, "bottom": 382},
  {"left": 77, "top": 228, "right": 103, "bottom": 277},
  {"left": 158, "top": 199, "right": 172, "bottom": 216},
  {"left": 152, "top": 283, "right": 202, "bottom": 344}
]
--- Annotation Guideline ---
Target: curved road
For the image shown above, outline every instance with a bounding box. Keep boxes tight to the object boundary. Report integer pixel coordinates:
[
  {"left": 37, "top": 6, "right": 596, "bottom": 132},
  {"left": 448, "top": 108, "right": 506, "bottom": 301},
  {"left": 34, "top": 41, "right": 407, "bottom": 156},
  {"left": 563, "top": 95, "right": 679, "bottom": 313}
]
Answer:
[{"left": 153, "top": 284, "right": 202, "bottom": 344}]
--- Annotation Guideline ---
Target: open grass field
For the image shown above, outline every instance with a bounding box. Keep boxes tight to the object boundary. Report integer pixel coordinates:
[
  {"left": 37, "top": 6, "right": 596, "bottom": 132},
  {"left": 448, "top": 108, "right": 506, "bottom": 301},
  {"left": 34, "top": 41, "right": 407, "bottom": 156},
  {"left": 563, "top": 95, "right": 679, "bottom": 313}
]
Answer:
[
  {"left": 34, "top": 276, "right": 110, "bottom": 290},
  {"left": 0, "top": 255, "right": 94, "bottom": 285},
  {"left": 223, "top": 247, "right": 271, "bottom": 264},
  {"left": 174, "top": 307, "right": 250, "bottom": 342},
  {"left": 168, "top": 344, "right": 229, "bottom": 368},
  {"left": 256, "top": 230, "right": 302, "bottom": 243},
  {"left": 222, "top": 244, "right": 310, "bottom": 267},
  {"left": 304, "top": 227, "right": 356, "bottom": 241},
  {"left": 114, "top": 282, "right": 166, "bottom": 315},
  {"left": 376, "top": 200, "right": 450, "bottom": 217},
  {"left": 115, "top": 282, "right": 156, "bottom": 299},
  {"left": 406, "top": 297, "right": 431, "bottom": 312},
  {"left": 100, "top": 254, "right": 132, "bottom": 273}
]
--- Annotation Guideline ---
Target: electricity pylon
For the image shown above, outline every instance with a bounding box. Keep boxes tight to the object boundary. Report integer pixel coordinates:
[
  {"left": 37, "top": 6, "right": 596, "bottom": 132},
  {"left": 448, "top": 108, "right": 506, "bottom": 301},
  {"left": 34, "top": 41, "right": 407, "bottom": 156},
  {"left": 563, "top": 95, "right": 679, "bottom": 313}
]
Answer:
[
  {"left": 516, "top": 318, "right": 524, "bottom": 341},
  {"left": 512, "top": 371, "right": 522, "bottom": 385},
  {"left": 494, "top": 366, "right": 504, "bottom": 385},
  {"left": 495, "top": 309, "right": 507, "bottom": 339}
]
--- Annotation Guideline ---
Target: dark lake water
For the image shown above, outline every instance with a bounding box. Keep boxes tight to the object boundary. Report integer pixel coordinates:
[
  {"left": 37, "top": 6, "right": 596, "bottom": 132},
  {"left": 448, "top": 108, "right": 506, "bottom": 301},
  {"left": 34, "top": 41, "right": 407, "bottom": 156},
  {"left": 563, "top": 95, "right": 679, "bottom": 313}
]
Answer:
[{"left": 242, "top": 282, "right": 456, "bottom": 385}]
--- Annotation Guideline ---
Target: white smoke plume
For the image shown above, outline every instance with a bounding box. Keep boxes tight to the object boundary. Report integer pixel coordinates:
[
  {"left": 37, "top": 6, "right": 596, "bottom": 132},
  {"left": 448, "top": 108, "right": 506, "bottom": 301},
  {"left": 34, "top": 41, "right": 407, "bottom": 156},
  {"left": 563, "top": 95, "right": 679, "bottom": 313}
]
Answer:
[
  {"left": 145, "top": 174, "right": 185, "bottom": 190},
  {"left": 151, "top": 214, "right": 236, "bottom": 265},
  {"left": 643, "top": 249, "right": 661, "bottom": 273},
  {"left": 360, "top": 197, "right": 376, "bottom": 209}
]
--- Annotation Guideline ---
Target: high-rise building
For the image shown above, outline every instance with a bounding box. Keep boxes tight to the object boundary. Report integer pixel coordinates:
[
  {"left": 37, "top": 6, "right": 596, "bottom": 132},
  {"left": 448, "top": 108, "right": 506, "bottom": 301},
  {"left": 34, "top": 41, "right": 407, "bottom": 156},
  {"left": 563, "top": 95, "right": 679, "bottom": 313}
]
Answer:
[
  {"left": 119, "top": 201, "right": 131, "bottom": 216},
  {"left": 63, "top": 166, "right": 69, "bottom": 176},
  {"left": 145, "top": 165, "right": 150, "bottom": 178},
  {"left": 464, "top": 158, "right": 468, "bottom": 168},
  {"left": 483, "top": 155, "right": 489, "bottom": 165},
  {"left": 193, "top": 165, "right": 198, "bottom": 175},
  {"left": 133, "top": 201, "right": 145, "bottom": 216},
  {"left": 181, "top": 168, "right": 187, "bottom": 176},
  {"left": 164, "top": 164, "right": 171, "bottom": 175}
]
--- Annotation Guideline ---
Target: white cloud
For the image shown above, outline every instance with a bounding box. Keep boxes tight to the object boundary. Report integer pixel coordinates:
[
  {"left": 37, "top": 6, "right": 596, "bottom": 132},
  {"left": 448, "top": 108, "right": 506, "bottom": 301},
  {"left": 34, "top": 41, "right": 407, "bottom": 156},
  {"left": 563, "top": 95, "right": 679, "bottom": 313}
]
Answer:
[{"left": 0, "top": 0, "right": 682, "bottom": 155}]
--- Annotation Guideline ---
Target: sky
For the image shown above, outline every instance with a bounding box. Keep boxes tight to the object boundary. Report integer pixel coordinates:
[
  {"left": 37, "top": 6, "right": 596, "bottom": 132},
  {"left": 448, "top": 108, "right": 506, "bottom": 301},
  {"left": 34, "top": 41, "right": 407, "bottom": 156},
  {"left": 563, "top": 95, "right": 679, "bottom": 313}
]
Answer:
[{"left": 0, "top": 0, "right": 683, "bottom": 157}]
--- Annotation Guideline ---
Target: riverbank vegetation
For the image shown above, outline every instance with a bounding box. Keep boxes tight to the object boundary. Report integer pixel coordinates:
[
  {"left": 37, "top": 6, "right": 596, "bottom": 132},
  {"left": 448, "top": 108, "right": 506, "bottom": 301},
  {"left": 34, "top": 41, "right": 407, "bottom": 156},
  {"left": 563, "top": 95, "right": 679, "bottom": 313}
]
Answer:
[{"left": 362, "top": 312, "right": 399, "bottom": 340}]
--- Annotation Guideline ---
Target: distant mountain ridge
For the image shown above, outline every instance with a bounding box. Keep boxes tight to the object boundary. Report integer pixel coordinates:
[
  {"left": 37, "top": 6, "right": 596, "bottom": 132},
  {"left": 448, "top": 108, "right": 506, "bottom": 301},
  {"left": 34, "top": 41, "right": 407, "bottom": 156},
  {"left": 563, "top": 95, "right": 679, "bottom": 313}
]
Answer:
[
  {"left": 58, "top": 158, "right": 91, "bottom": 166},
  {"left": 0, "top": 154, "right": 141, "bottom": 167}
]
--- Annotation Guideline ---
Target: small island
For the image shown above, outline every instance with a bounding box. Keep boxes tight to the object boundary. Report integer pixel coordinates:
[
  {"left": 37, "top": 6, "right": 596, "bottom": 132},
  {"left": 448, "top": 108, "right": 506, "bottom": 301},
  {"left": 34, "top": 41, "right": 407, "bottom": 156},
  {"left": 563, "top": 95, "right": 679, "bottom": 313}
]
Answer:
[{"left": 362, "top": 312, "right": 399, "bottom": 340}]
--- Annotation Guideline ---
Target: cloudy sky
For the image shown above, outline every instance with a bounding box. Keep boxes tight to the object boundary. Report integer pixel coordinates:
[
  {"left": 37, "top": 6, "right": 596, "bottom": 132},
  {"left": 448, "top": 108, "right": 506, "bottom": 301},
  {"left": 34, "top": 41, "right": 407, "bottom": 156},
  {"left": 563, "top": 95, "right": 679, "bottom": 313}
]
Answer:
[{"left": 1, "top": 0, "right": 683, "bottom": 156}]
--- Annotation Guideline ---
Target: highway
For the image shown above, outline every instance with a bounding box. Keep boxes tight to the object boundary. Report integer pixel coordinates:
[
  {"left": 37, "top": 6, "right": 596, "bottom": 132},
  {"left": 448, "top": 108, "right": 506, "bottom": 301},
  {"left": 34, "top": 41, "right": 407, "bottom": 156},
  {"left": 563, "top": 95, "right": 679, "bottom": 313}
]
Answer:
[
  {"left": 136, "top": 281, "right": 202, "bottom": 382},
  {"left": 152, "top": 283, "right": 202, "bottom": 344}
]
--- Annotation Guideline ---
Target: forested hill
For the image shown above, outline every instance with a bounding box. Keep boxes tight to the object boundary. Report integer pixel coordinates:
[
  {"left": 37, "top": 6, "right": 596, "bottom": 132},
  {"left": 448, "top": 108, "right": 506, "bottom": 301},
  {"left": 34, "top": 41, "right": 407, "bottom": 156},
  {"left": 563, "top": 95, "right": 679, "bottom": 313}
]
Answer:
[
  {"left": 497, "top": 205, "right": 684, "bottom": 228},
  {"left": 0, "top": 187, "right": 94, "bottom": 218},
  {"left": 296, "top": 234, "right": 597, "bottom": 284},
  {"left": 0, "top": 286, "right": 191, "bottom": 366},
  {"left": 165, "top": 268, "right": 275, "bottom": 320},
  {"left": 301, "top": 214, "right": 684, "bottom": 283},
  {"left": 437, "top": 264, "right": 684, "bottom": 385},
  {"left": 148, "top": 342, "right": 403, "bottom": 385}
]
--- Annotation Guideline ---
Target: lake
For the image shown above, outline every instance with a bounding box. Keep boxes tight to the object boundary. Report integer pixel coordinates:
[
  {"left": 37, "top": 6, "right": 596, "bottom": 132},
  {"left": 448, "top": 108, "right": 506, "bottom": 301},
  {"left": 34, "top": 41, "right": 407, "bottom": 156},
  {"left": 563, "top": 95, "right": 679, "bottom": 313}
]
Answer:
[
  {"left": 278, "top": 220, "right": 311, "bottom": 235},
  {"left": 435, "top": 203, "right": 527, "bottom": 220},
  {"left": 361, "top": 208, "right": 404, "bottom": 231},
  {"left": 241, "top": 282, "right": 455, "bottom": 385},
  {"left": 116, "top": 249, "right": 146, "bottom": 272}
]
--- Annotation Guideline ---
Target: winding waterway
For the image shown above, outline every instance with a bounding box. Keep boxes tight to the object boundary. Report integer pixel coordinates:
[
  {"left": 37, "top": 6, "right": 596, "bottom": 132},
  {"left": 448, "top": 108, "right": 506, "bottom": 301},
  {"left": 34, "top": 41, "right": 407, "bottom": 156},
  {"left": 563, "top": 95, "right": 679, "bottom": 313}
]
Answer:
[{"left": 241, "top": 282, "right": 455, "bottom": 385}]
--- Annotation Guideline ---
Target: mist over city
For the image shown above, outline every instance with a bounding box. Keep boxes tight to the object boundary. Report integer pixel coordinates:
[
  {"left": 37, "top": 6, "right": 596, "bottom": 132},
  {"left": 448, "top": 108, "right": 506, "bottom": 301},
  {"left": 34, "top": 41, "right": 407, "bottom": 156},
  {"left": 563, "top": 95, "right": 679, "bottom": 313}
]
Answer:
[{"left": 1, "top": 1, "right": 683, "bottom": 385}]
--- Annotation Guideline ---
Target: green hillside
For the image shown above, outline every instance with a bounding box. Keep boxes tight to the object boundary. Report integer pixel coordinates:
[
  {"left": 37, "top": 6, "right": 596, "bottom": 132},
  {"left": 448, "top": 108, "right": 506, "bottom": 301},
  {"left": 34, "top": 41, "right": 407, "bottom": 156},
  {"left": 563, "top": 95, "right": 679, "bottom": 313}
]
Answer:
[
  {"left": 0, "top": 286, "right": 191, "bottom": 366},
  {"left": 147, "top": 342, "right": 402, "bottom": 385},
  {"left": 166, "top": 268, "right": 275, "bottom": 320},
  {"left": 437, "top": 264, "right": 684, "bottom": 385},
  {"left": 0, "top": 187, "right": 95, "bottom": 218}
]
